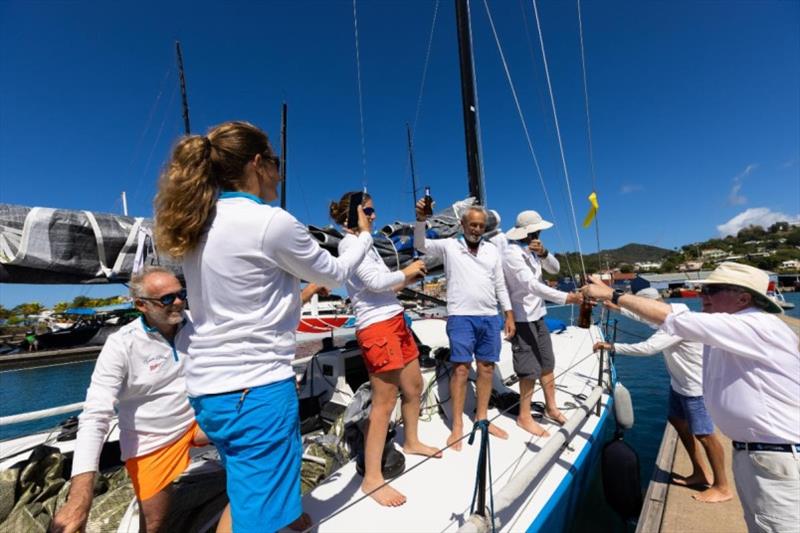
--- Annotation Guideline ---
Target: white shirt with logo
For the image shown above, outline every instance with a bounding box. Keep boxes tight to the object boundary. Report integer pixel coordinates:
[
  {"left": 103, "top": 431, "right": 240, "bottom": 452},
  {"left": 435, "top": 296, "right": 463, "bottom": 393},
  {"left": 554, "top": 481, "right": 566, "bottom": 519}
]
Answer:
[
  {"left": 72, "top": 317, "right": 195, "bottom": 476},
  {"left": 414, "top": 224, "right": 511, "bottom": 317}
]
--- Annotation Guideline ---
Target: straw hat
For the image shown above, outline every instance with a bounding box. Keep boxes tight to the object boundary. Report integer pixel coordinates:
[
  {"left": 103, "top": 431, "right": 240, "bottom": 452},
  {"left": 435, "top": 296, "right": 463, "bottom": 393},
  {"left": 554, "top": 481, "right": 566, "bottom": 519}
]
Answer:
[
  {"left": 506, "top": 210, "right": 553, "bottom": 240},
  {"left": 695, "top": 262, "right": 782, "bottom": 313}
]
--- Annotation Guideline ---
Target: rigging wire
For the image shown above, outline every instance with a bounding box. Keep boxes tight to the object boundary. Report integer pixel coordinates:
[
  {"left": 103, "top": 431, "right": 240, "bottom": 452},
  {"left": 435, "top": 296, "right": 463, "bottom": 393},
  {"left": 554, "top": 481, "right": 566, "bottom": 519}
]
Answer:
[
  {"left": 531, "top": 0, "right": 587, "bottom": 278},
  {"left": 481, "top": 0, "right": 575, "bottom": 283},
  {"left": 576, "top": 0, "right": 605, "bottom": 272},
  {"left": 411, "top": 0, "right": 441, "bottom": 139},
  {"left": 352, "top": 0, "right": 368, "bottom": 189}
]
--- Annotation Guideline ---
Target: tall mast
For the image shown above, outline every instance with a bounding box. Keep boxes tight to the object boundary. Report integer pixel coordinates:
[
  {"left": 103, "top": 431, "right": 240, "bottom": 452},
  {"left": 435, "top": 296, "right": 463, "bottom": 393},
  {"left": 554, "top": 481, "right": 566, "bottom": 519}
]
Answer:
[
  {"left": 175, "top": 41, "right": 191, "bottom": 135},
  {"left": 280, "top": 102, "right": 288, "bottom": 210},
  {"left": 455, "top": 0, "right": 485, "bottom": 205},
  {"left": 406, "top": 123, "right": 419, "bottom": 206}
]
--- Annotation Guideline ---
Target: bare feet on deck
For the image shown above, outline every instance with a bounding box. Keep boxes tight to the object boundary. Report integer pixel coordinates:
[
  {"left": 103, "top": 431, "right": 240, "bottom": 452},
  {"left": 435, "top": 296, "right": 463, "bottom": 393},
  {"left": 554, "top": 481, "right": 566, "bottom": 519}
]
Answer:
[
  {"left": 403, "top": 442, "right": 443, "bottom": 458},
  {"left": 287, "top": 512, "right": 312, "bottom": 531},
  {"left": 517, "top": 417, "right": 550, "bottom": 437},
  {"left": 447, "top": 426, "right": 464, "bottom": 451},
  {"left": 487, "top": 422, "right": 509, "bottom": 440},
  {"left": 361, "top": 478, "right": 407, "bottom": 507},
  {"left": 671, "top": 472, "right": 711, "bottom": 488},
  {"left": 693, "top": 486, "right": 733, "bottom": 503},
  {"left": 545, "top": 408, "right": 567, "bottom": 426}
]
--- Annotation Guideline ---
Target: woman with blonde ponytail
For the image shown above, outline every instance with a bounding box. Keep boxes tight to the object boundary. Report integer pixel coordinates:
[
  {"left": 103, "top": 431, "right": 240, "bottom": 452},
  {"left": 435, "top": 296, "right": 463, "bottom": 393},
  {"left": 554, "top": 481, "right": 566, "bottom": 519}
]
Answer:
[{"left": 154, "top": 121, "right": 374, "bottom": 532}]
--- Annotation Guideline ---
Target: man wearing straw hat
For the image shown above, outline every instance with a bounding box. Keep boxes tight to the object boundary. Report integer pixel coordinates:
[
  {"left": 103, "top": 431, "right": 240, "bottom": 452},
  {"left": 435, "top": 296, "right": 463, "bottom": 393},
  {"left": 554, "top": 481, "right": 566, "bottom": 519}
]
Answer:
[
  {"left": 503, "top": 210, "right": 583, "bottom": 437},
  {"left": 594, "top": 287, "right": 732, "bottom": 503},
  {"left": 581, "top": 262, "right": 799, "bottom": 532}
]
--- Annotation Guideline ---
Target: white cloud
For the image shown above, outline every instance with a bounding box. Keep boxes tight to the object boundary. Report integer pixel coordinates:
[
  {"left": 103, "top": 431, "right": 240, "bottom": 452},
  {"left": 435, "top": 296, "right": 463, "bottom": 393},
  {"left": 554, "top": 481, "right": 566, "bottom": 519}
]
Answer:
[
  {"left": 717, "top": 207, "right": 800, "bottom": 237},
  {"left": 780, "top": 158, "right": 797, "bottom": 169},
  {"left": 727, "top": 163, "right": 757, "bottom": 206},
  {"left": 619, "top": 184, "right": 643, "bottom": 194}
]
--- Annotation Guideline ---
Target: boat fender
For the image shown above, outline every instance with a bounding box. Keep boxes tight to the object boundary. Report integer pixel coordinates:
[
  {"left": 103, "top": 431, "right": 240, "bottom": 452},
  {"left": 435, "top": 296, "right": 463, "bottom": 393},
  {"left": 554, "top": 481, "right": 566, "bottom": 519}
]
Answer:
[
  {"left": 544, "top": 317, "right": 567, "bottom": 333},
  {"left": 613, "top": 382, "right": 634, "bottom": 430},
  {"left": 601, "top": 438, "right": 643, "bottom": 521}
]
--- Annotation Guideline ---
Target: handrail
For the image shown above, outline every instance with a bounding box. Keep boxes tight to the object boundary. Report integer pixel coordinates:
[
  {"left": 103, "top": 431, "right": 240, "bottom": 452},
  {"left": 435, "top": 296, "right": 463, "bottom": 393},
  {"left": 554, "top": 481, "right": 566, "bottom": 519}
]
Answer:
[
  {"left": 0, "top": 402, "right": 84, "bottom": 426},
  {"left": 458, "top": 386, "right": 603, "bottom": 532}
]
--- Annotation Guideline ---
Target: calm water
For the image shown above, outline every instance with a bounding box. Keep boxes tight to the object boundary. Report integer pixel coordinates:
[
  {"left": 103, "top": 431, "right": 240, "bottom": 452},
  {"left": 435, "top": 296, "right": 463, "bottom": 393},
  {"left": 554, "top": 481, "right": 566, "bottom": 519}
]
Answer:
[{"left": 1, "top": 293, "right": 798, "bottom": 531}]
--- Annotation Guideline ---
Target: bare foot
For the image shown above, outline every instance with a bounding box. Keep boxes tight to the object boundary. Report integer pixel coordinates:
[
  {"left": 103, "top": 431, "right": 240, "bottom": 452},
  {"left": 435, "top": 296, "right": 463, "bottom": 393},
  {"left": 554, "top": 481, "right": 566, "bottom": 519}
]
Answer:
[
  {"left": 287, "top": 512, "right": 312, "bottom": 531},
  {"left": 693, "top": 486, "right": 733, "bottom": 503},
  {"left": 403, "top": 442, "right": 443, "bottom": 458},
  {"left": 447, "top": 426, "right": 464, "bottom": 451},
  {"left": 361, "top": 478, "right": 407, "bottom": 507},
  {"left": 672, "top": 472, "right": 711, "bottom": 487},
  {"left": 517, "top": 417, "right": 550, "bottom": 437},
  {"left": 545, "top": 408, "right": 567, "bottom": 426},
  {"left": 487, "top": 422, "right": 509, "bottom": 440}
]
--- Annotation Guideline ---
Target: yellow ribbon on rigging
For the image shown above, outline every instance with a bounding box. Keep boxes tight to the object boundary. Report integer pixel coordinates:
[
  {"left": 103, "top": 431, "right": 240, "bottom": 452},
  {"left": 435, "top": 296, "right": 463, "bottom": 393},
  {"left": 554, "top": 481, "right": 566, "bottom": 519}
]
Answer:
[{"left": 582, "top": 191, "right": 599, "bottom": 228}]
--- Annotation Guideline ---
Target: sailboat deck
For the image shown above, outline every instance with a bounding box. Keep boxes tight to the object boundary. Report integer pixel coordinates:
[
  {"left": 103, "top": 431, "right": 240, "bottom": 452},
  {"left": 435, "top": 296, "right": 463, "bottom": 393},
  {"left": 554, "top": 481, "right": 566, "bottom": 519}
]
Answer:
[{"left": 301, "top": 324, "right": 611, "bottom": 532}]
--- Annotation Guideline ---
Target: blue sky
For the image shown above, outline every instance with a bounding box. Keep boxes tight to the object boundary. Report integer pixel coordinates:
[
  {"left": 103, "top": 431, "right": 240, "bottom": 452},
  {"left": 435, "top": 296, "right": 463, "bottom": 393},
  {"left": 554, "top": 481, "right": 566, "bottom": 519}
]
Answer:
[{"left": 1, "top": 0, "right": 798, "bottom": 308}]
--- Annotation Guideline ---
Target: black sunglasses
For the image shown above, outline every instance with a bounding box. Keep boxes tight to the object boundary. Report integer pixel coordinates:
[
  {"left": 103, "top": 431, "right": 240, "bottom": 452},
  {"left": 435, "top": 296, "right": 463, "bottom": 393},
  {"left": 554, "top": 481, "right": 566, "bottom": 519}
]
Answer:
[
  {"left": 262, "top": 152, "right": 281, "bottom": 173},
  {"left": 700, "top": 284, "right": 740, "bottom": 296},
  {"left": 362, "top": 207, "right": 375, "bottom": 216},
  {"left": 527, "top": 231, "right": 541, "bottom": 239},
  {"left": 139, "top": 288, "right": 187, "bottom": 306}
]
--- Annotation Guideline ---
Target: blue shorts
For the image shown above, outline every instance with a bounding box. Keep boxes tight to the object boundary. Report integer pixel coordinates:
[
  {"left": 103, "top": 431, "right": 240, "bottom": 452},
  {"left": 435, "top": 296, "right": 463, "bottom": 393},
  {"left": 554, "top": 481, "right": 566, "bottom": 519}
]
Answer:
[
  {"left": 668, "top": 387, "right": 715, "bottom": 435},
  {"left": 189, "top": 378, "right": 301, "bottom": 532},
  {"left": 446, "top": 315, "right": 501, "bottom": 363}
]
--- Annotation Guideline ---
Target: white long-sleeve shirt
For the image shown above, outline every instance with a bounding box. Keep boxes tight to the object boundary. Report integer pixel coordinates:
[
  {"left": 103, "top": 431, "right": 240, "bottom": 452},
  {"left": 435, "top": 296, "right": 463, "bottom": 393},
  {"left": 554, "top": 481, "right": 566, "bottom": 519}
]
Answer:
[
  {"left": 414, "top": 224, "right": 511, "bottom": 316},
  {"left": 183, "top": 194, "right": 372, "bottom": 396},
  {"left": 502, "top": 240, "right": 567, "bottom": 322},
  {"left": 72, "top": 317, "right": 195, "bottom": 476},
  {"left": 662, "top": 307, "right": 800, "bottom": 444},
  {"left": 339, "top": 233, "right": 405, "bottom": 329},
  {"left": 614, "top": 304, "right": 703, "bottom": 397}
]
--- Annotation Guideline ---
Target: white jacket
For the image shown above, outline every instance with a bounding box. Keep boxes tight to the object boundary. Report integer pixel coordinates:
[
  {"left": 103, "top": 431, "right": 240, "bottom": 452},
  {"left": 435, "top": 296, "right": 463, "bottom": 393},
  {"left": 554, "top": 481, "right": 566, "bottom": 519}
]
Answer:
[
  {"left": 72, "top": 317, "right": 195, "bottom": 476},
  {"left": 183, "top": 194, "right": 372, "bottom": 396},
  {"left": 502, "top": 240, "right": 567, "bottom": 322},
  {"left": 339, "top": 233, "right": 405, "bottom": 330},
  {"left": 415, "top": 224, "right": 511, "bottom": 316}
]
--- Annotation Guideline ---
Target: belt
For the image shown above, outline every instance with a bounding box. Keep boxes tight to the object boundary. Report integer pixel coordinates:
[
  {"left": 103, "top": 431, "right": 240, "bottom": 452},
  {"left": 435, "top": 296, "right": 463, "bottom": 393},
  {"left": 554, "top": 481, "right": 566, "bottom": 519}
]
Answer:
[{"left": 732, "top": 441, "right": 800, "bottom": 453}]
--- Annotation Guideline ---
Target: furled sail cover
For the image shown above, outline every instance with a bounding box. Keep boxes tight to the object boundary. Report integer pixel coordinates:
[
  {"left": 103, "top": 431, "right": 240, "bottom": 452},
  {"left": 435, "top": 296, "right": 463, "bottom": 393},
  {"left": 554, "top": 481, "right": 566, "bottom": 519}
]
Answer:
[{"left": 0, "top": 199, "right": 497, "bottom": 284}]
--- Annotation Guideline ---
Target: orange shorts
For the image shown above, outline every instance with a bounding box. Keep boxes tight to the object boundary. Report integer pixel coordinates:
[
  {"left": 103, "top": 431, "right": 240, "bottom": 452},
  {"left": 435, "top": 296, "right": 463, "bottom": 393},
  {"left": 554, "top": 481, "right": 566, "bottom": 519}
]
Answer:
[
  {"left": 125, "top": 421, "right": 200, "bottom": 501},
  {"left": 356, "top": 313, "right": 419, "bottom": 374}
]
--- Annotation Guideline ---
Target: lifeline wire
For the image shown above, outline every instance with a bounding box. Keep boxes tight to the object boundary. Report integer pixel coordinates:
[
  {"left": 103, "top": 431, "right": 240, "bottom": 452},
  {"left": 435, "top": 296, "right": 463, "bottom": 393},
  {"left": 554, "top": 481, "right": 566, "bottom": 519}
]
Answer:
[
  {"left": 481, "top": 0, "right": 576, "bottom": 284},
  {"left": 531, "top": 0, "right": 587, "bottom": 278},
  {"left": 352, "top": 0, "right": 368, "bottom": 189}
]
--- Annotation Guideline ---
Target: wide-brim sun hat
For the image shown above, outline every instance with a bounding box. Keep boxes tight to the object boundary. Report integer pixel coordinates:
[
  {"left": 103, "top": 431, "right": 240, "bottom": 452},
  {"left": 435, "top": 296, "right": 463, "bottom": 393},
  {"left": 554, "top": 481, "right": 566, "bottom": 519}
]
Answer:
[
  {"left": 506, "top": 210, "right": 553, "bottom": 240},
  {"left": 694, "top": 261, "right": 782, "bottom": 314}
]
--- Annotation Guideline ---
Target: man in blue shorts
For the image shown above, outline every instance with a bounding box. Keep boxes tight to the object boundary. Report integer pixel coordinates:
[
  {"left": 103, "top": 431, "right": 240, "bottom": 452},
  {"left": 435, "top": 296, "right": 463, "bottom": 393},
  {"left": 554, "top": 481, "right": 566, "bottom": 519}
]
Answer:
[
  {"left": 415, "top": 205, "right": 515, "bottom": 450},
  {"left": 594, "top": 288, "right": 732, "bottom": 503}
]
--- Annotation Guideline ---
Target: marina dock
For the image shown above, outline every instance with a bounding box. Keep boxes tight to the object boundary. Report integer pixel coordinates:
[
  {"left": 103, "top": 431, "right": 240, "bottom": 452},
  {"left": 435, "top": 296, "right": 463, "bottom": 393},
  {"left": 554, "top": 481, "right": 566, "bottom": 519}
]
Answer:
[
  {"left": 636, "top": 425, "right": 746, "bottom": 533},
  {"left": 0, "top": 346, "right": 101, "bottom": 371}
]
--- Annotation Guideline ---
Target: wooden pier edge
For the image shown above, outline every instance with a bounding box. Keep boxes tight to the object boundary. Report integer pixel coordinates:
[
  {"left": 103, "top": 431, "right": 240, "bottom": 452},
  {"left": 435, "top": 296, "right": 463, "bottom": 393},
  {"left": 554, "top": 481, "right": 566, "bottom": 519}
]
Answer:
[{"left": 635, "top": 423, "right": 678, "bottom": 533}]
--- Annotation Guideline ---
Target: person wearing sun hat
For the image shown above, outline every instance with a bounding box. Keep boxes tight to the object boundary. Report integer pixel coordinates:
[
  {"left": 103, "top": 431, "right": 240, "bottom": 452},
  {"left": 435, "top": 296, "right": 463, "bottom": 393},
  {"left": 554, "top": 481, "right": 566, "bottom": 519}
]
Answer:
[
  {"left": 502, "top": 210, "right": 583, "bottom": 437},
  {"left": 594, "top": 287, "right": 731, "bottom": 504},
  {"left": 581, "top": 261, "right": 799, "bottom": 531}
]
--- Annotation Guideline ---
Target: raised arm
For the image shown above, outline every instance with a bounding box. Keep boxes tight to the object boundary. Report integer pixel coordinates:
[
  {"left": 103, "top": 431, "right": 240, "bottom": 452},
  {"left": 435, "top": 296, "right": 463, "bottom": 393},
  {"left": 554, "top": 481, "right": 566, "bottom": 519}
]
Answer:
[
  {"left": 266, "top": 209, "right": 373, "bottom": 288},
  {"left": 413, "top": 220, "right": 446, "bottom": 258},
  {"left": 600, "top": 330, "right": 683, "bottom": 357},
  {"left": 539, "top": 251, "right": 560, "bottom": 275},
  {"left": 504, "top": 247, "right": 575, "bottom": 305}
]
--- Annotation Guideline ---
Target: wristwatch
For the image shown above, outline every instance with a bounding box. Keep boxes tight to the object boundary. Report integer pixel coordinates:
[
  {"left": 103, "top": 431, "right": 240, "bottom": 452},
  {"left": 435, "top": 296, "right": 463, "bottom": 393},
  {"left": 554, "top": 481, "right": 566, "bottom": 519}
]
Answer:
[{"left": 611, "top": 289, "right": 624, "bottom": 305}]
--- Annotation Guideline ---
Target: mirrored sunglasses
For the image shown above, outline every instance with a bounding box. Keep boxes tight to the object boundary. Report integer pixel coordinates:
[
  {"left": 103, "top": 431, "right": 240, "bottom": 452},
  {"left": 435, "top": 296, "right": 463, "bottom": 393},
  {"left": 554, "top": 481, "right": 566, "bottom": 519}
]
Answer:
[{"left": 140, "top": 288, "right": 187, "bottom": 306}]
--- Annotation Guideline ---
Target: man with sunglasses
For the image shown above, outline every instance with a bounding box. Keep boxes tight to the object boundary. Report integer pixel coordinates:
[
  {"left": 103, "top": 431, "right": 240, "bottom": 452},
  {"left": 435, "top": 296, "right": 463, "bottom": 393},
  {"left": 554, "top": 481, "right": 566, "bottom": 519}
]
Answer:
[
  {"left": 52, "top": 267, "right": 213, "bottom": 533},
  {"left": 502, "top": 210, "right": 583, "bottom": 436},
  {"left": 581, "top": 262, "right": 799, "bottom": 531}
]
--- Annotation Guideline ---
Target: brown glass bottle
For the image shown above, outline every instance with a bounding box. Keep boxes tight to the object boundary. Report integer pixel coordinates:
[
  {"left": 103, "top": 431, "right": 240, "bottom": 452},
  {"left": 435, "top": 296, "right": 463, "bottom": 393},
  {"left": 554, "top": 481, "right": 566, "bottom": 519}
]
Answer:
[{"left": 577, "top": 300, "right": 593, "bottom": 329}]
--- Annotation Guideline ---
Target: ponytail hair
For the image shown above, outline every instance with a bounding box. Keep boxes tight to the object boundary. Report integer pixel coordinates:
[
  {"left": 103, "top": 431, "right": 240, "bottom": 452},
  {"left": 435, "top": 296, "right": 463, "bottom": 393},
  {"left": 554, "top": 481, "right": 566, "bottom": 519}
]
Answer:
[
  {"left": 154, "top": 121, "right": 274, "bottom": 258},
  {"left": 329, "top": 191, "right": 371, "bottom": 226}
]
